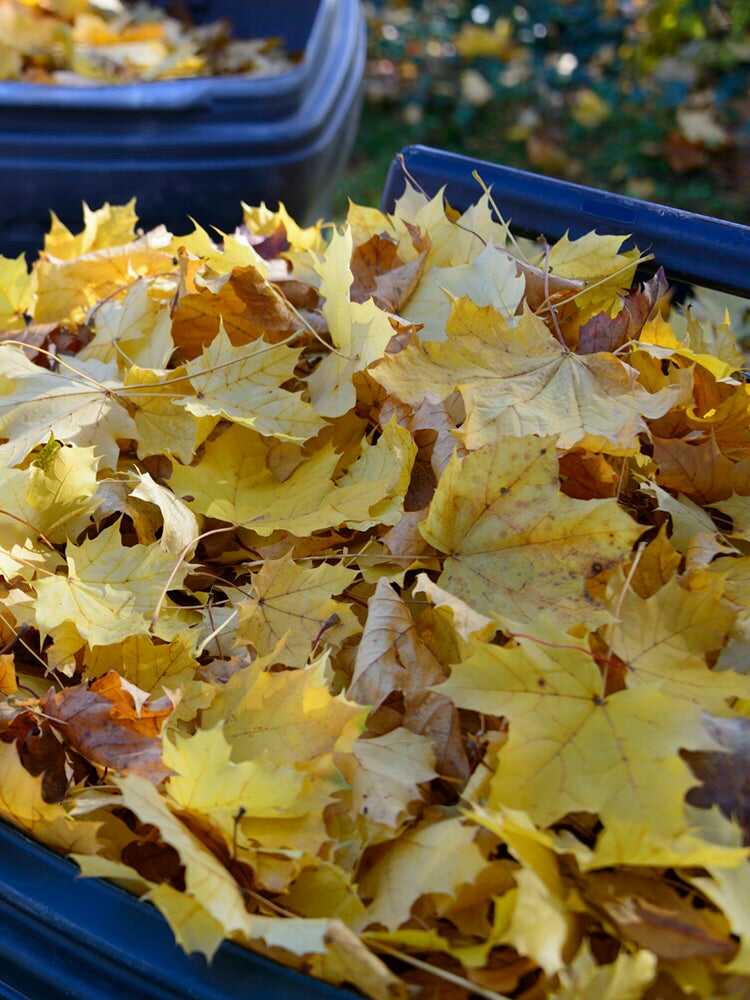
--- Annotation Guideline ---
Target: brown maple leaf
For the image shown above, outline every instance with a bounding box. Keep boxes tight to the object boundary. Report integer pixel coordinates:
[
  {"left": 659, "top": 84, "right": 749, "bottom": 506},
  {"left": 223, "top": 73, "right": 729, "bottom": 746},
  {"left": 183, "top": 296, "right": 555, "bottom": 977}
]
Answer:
[
  {"left": 172, "top": 264, "right": 298, "bottom": 358},
  {"left": 42, "top": 672, "right": 173, "bottom": 783}
]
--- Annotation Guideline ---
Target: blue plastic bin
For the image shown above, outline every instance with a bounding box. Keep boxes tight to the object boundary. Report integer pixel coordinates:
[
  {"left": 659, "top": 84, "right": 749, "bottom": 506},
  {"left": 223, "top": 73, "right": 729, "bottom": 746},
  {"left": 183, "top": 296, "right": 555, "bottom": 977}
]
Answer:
[
  {"left": 0, "top": 819, "right": 360, "bottom": 999},
  {"left": 382, "top": 145, "right": 750, "bottom": 298},
  {"left": 0, "top": 0, "right": 365, "bottom": 257}
]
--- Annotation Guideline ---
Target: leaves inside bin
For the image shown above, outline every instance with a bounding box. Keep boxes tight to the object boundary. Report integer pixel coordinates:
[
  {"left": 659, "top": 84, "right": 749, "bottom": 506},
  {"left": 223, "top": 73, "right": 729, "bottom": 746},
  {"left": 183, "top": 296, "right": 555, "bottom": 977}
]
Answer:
[{"left": 0, "top": 184, "right": 749, "bottom": 1000}]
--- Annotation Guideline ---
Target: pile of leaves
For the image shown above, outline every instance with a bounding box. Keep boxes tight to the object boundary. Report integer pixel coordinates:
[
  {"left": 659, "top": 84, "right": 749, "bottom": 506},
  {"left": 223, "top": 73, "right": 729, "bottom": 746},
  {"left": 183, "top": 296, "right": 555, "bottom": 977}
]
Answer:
[
  {"left": 1, "top": 184, "right": 750, "bottom": 1000},
  {"left": 350, "top": 0, "right": 750, "bottom": 226},
  {"left": 0, "top": 0, "right": 292, "bottom": 85}
]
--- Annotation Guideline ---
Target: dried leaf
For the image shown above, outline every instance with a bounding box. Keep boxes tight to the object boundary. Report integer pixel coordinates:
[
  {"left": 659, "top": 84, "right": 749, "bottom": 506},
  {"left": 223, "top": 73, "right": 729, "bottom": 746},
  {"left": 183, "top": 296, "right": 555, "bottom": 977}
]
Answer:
[{"left": 42, "top": 672, "right": 172, "bottom": 782}]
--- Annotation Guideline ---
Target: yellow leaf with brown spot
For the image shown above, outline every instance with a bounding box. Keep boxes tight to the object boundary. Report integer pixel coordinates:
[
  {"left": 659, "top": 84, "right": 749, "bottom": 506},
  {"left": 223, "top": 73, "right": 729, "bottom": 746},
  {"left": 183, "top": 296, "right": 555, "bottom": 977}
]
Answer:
[
  {"left": 436, "top": 628, "right": 717, "bottom": 834},
  {"left": 421, "top": 434, "right": 642, "bottom": 627}
]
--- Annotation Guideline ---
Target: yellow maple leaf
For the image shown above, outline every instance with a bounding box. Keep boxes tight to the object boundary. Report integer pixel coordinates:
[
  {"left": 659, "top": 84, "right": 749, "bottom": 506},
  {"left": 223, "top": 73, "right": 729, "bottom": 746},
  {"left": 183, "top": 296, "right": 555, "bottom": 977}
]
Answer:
[
  {"left": 307, "top": 226, "right": 396, "bottom": 418},
  {"left": 685, "top": 305, "right": 745, "bottom": 374},
  {"left": 547, "top": 230, "right": 641, "bottom": 314},
  {"left": 401, "top": 244, "right": 525, "bottom": 342},
  {"left": 44, "top": 200, "right": 138, "bottom": 260},
  {"left": 414, "top": 574, "right": 495, "bottom": 641},
  {"left": 639, "top": 313, "right": 740, "bottom": 381},
  {"left": 145, "top": 883, "right": 225, "bottom": 961},
  {"left": 34, "top": 226, "right": 173, "bottom": 324},
  {"left": 716, "top": 494, "right": 750, "bottom": 540},
  {"left": 242, "top": 200, "right": 324, "bottom": 255},
  {"left": 609, "top": 574, "right": 741, "bottom": 706},
  {"left": 551, "top": 942, "right": 656, "bottom": 999},
  {"left": 374, "top": 298, "right": 686, "bottom": 452},
  {"left": 390, "top": 183, "right": 507, "bottom": 268},
  {"left": 0, "top": 345, "right": 135, "bottom": 468},
  {"left": 0, "top": 441, "right": 98, "bottom": 551},
  {"left": 630, "top": 524, "right": 680, "bottom": 598},
  {"left": 0, "top": 253, "right": 32, "bottom": 331},
  {"left": 81, "top": 277, "right": 173, "bottom": 370},
  {"left": 165, "top": 726, "right": 308, "bottom": 841},
  {"left": 548, "top": 230, "right": 633, "bottom": 281},
  {"left": 123, "top": 363, "right": 215, "bottom": 465},
  {"left": 421, "top": 434, "right": 642, "bottom": 627},
  {"left": 33, "top": 519, "right": 190, "bottom": 646},
  {"left": 692, "top": 864, "right": 750, "bottom": 975},
  {"left": 84, "top": 633, "right": 211, "bottom": 724},
  {"left": 436, "top": 629, "right": 717, "bottom": 834},
  {"left": 340, "top": 727, "right": 437, "bottom": 831},
  {"left": 585, "top": 811, "right": 748, "bottom": 871},
  {"left": 716, "top": 555, "right": 750, "bottom": 610},
  {"left": 237, "top": 553, "right": 358, "bottom": 666},
  {"left": 201, "top": 654, "right": 365, "bottom": 855},
  {"left": 28, "top": 439, "right": 99, "bottom": 530},
  {"left": 0, "top": 739, "right": 62, "bottom": 832},
  {"left": 360, "top": 816, "right": 485, "bottom": 931},
  {"left": 73, "top": 855, "right": 154, "bottom": 895},
  {"left": 130, "top": 471, "right": 199, "bottom": 556},
  {"left": 285, "top": 863, "right": 367, "bottom": 927},
  {"left": 180, "top": 325, "right": 323, "bottom": 442},
  {"left": 643, "top": 481, "right": 728, "bottom": 556},
  {"left": 169, "top": 419, "right": 415, "bottom": 535},
  {"left": 499, "top": 866, "right": 571, "bottom": 975},
  {"left": 204, "top": 653, "right": 365, "bottom": 768},
  {"left": 114, "top": 773, "right": 251, "bottom": 937},
  {"left": 171, "top": 219, "right": 269, "bottom": 278},
  {"left": 0, "top": 740, "right": 99, "bottom": 853}
]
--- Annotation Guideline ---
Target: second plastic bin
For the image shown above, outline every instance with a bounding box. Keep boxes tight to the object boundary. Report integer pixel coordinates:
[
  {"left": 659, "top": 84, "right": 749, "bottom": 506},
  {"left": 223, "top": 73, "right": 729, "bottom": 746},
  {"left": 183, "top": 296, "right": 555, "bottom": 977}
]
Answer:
[{"left": 0, "top": 0, "right": 365, "bottom": 257}]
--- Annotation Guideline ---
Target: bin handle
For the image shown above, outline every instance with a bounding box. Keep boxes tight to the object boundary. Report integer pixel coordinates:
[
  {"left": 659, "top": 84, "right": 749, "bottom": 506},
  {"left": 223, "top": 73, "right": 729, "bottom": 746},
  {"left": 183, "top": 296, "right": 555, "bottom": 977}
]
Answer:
[{"left": 382, "top": 145, "right": 750, "bottom": 298}]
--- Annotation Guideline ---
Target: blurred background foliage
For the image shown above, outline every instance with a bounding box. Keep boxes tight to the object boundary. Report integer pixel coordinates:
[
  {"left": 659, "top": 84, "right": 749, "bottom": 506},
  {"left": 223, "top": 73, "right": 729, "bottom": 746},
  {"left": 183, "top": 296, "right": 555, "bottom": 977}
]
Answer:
[{"left": 338, "top": 0, "right": 750, "bottom": 222}]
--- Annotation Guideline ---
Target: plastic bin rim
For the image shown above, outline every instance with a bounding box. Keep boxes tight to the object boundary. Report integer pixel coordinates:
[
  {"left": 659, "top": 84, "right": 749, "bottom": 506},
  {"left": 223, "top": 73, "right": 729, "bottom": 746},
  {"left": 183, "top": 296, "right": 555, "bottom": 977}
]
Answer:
[
  {"left": 382, "top": 144, "right": 750, "bottom": 298},
  {"left": 0, "top": 0, "right": 335, "bottom": 112},
  {"left": 391, "top": 144, "right": 750, "bottom": 237}
]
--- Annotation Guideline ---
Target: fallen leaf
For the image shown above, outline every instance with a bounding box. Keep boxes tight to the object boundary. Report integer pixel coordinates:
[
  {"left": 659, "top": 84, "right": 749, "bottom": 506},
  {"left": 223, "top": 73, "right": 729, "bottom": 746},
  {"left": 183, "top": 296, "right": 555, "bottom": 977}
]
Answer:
[
  {"left": 421, "top": 434, "right": 642, "bottom": 627},
  {"left": 1, "top": 187, "right": 749, "bottom": 999},
  {"left": 170, "top": 420, "right": 415, "bottom": 536},
  {"left": 400, "top": 243, "right": 525, "bottom": 342},
  {"left": 374, "top": 298, "right": 686, "bottom": 453},
  {"left": 609, "top": 574, "right": 740, "bottom": 706},
  {"left": 437, "top": 628, "right": 718, "bottom": 834},
  {"left": 349, "top": 578, "right": 445, "bottom": 707},
  {"left": 341, "top": 727, "right": 437, "bottom": 830},
  {"left": 551, "top": 942, "right": 656, "bottom": 999},
  {"left": 237, "top": 554, "right": 358, "bottom": 666},
  {"left": 0, "top": 345, "right": 135, "bottom": 468},
  {"left": 361, "top": 817, "right": 486, "bottom": 930},
  {"left": 171, "top": 264, "right": 297, "bottom": 359},
  {"left": 42, "top": 672, "right": 172, "bottom": 782},
  {"left": 178, "top": 325, "right": 324, "bottom": 442},
  {"left": 33, "top": 519, "right": 190, "bottom": 646},
  {"left": 307, "top": 226, "right": 397, "bottom": 418},
  {"left": 131, "top": 471, "right": 199, "bottom": 556},
  {"left": 582, "top": 869, "right": 734, "bottom": 960}
]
